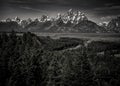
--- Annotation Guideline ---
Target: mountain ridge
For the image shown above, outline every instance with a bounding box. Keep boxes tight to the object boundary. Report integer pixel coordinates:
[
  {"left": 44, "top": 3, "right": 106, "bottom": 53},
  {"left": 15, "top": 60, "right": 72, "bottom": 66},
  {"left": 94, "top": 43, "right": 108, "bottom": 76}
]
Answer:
[{"left": 0, "top": 9, "right": 120, "bottom": 33}]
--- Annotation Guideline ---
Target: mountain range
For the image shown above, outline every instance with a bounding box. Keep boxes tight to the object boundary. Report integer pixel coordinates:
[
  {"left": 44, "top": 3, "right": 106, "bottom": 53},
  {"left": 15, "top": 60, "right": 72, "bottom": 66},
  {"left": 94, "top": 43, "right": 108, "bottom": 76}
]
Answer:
[{"left": 0, "top": 9, "right": 120, "bottom": 33}]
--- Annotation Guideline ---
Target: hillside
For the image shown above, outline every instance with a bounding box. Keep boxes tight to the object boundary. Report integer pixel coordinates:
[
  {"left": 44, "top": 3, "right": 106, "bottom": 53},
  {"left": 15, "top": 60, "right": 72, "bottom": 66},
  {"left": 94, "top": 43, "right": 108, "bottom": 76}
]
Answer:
[{"left": 0, "top": 31, "right": 120, "bottom": 86}]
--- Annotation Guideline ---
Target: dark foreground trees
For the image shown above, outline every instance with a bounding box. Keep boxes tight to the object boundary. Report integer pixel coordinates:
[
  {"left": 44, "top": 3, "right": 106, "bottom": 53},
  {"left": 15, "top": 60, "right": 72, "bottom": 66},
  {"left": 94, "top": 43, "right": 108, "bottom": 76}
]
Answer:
[{"left": 0, "top": 31, "right": 120, "bottom": 86}]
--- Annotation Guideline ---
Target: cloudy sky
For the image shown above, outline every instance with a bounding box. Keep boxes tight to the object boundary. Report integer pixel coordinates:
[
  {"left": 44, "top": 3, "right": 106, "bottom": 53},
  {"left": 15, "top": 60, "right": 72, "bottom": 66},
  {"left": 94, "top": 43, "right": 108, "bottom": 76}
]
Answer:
[{"left": 0, "top": 0, "right": 120, "bottom": 23}]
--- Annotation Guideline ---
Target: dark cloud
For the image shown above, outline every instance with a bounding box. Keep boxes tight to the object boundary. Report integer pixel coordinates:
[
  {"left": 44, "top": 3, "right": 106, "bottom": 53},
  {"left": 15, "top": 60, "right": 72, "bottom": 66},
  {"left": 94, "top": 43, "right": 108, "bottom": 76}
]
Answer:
[
  {"left": 93, "top": 5, "right": 120, "bottom": 15},
  {"left": 2, "top": 0, "right": 120, "bottom": 8}
]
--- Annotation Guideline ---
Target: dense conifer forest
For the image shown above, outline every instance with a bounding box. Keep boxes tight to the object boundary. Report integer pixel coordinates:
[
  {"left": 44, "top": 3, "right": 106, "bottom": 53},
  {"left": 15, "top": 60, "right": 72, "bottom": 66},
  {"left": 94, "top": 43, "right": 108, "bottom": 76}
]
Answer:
[{"left": 0, "top": 31, "right": 120, "bottom": 86}]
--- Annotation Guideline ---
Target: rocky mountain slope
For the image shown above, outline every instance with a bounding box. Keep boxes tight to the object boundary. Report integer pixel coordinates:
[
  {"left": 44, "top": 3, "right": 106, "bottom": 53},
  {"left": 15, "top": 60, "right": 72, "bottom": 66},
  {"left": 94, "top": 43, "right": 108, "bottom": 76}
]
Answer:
[{"left": 107, "top": 16, "right": 120, "bottom": 33}]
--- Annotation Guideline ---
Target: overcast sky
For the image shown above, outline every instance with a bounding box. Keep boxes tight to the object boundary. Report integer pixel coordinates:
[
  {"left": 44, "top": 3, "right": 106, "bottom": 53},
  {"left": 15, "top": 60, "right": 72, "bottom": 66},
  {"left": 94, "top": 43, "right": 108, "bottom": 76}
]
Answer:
[{"left": 0, "top": 0, "right": 120, "bottom": 23}]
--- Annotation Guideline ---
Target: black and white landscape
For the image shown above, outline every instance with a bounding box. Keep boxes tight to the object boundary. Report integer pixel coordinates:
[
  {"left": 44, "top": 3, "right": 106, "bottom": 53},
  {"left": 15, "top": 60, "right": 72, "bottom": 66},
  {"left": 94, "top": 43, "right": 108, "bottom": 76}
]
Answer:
[{"left": 0, "top": 0, "right": 120, "bottom": 86}]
